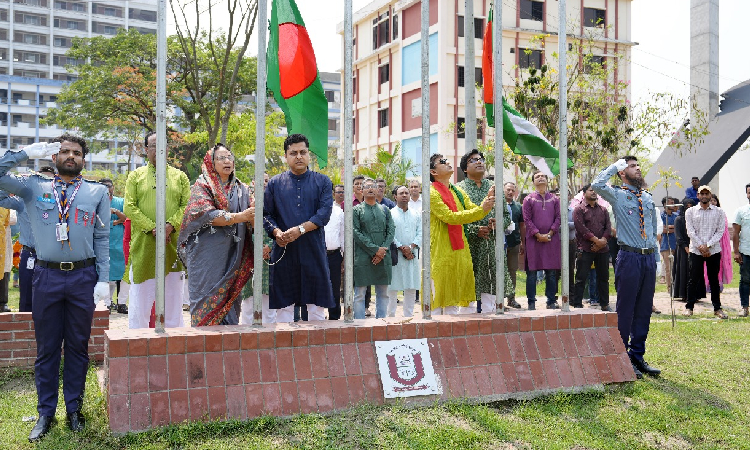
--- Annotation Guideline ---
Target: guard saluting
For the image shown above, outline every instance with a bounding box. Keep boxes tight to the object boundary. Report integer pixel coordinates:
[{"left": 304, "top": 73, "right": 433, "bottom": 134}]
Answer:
[{"left": 0, "top": 135, "right": 110, "bottom": 442}]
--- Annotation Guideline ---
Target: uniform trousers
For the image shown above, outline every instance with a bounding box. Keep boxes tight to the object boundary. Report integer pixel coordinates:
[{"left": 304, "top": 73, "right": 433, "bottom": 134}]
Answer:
[
  {"left": 128, "top": 270, "right": 185, "bottom": 329},
  {"left": 614, "top": 249, "right": 655, "bottom": 360},
  {"left": 32, "top": 265, "right": 97, "bottom": 416},
  {"left": 18, "top": 247, "right": 35, "bottom": 312}
]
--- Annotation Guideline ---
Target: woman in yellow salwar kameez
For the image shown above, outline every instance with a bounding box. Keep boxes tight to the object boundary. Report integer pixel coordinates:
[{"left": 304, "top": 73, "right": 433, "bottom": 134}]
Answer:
[{"left": 429, "top": 154, "right": 495, "bottom": 313}]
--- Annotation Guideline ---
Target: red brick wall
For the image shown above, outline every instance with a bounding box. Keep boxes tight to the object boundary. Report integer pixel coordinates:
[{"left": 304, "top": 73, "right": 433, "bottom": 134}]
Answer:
[
  {"left": 105, "top": 310, "right": 634, "bottom": 433},
  {"left": 0, "top": 307, "right": 110, "bottom": 369}
]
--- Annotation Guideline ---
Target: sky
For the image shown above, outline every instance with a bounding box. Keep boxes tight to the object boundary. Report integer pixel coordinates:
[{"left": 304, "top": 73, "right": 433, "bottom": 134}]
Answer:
[{"left": 169, "top": 0, "right": 750, "bottom": 104}]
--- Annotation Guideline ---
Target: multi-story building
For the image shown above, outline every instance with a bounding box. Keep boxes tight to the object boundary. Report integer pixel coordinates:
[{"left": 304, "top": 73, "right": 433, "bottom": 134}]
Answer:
[
  {"left": 339, "top": 0, "right": 633, "bottom": 180},
  {"left": 320, "top": 71, "right": 342, "bottom": 154},
  {"left": 0, "top": 0, "right": 156, "bottom": 173}
]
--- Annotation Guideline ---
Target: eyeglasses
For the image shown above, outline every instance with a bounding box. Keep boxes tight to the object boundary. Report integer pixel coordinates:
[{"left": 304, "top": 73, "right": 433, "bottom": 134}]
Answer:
[
  {"left": 468, "top": 157, "right": 485, "bottom": 164},
  {"left": 215, "top": 155, "right": 235, "bottom": 162},
  {"left": 362, "top": 184, "right": 376, "bottom": 189},
  {"left": 438, "top": 158, "right": 448, "bottom": 165}
]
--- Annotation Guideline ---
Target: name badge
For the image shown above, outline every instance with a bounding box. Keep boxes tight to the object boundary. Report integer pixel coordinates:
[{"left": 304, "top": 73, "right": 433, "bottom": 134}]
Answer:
[
  {"left": 26, "top": 257, "right": 35, "bottom": 270},
  {"left": 55, "top": 223, "right": 69, "bottom": 242}
]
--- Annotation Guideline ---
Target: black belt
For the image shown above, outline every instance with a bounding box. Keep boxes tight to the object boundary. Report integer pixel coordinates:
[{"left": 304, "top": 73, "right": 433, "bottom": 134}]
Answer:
[
  {"left": 22, "top": 245, "right": 35, "bottom": 253},
  {"left": 37, "top": 257, "right": 96, "bottom": 271},
  {"left": 619, "top": 244, "right": 655, "bottom": 255},
  {"left": 327, "top": 249, "right": 341, "bottom": 255}
]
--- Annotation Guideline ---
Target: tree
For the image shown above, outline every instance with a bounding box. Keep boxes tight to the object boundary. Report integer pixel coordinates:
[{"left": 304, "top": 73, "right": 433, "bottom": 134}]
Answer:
[
  {"left": 490, "top": 29, "right": 709, "bottom": 194},
  {"left": 356, "top": 144, "right": 418, "bottom": 193},
  {"left": 170, "top": 0, "right": 259, "bottom": 147}
]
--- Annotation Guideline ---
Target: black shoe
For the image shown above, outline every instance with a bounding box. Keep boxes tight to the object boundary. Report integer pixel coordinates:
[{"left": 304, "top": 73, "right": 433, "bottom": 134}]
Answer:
[
  {"left": 630, "top": 355, "right": 661, "bottom": 377},
  {"left": 601, "top": 305, "right": 613, "bottom": 312},
  {"left": 28, "top": 416, "right": 55, "bottom": 442},
  {"left": 546, "top": 302, "right": 560, "bottom": 310},
  {"left": 528, "top": 302, "right": 536, "bottom": 311},
  {"left": 507, "top": 299, "right": 522, "bottom": 309},
  {"left": 67, "top": 410, "right": 85, "bottom": 432},
  {"left": 570, "top": 303, "right": 584, "bottom": 308},
  {"left": 631, "top": 363, "right": 643, "bottom": 380},
  {"left": 116, "top": 304, "right": 129, "bottom": 314},
  {"left": 1, "top": 304, "right": 10, "bottom": 312}
]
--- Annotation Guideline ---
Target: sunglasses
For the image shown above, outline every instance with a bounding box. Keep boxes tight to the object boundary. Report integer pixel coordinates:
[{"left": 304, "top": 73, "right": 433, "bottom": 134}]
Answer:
[
  {"left": 468, "top": 157, "right": 484, "bottom": 163},
  {"left": 438, "top": 158, "right": 448, "bottom": 165}
]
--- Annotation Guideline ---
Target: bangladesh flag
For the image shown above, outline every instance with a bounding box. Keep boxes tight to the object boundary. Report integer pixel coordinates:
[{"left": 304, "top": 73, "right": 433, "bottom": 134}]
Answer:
[
  {"left": 481, "top": 4, "right": 570, "bottom": 176},
  {"left": 268, "top": 0, "right": 329, "bottom": 167}
]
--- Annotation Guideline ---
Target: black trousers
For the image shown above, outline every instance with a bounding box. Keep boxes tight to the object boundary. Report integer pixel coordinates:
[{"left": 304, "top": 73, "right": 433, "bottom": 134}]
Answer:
[
  {"left": 0, "top": 271, "right": 8, "bottom": 308},
  {"left": 572, "top": 251, "right": 610, "bottom": 307},
  {"left": 686, "top": 252, "right": 722, "bottom": 311},
  {"left": 327, "top": 250, "right": 343, "bottom": 320}
]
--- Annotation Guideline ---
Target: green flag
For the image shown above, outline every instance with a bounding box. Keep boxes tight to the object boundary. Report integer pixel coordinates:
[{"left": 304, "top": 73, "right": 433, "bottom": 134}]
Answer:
[{"left": 267, "top": 0, "right": 329, "bottom": 167}]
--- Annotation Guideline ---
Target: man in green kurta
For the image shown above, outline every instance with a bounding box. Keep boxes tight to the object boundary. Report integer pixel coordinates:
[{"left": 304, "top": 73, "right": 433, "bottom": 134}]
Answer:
[
  {"left": 353, "top": 178, "right": 395, "bottom": 319},
  {"left": 456, "top": 150, "right": 513, "bottom": 314},
  {"left": 123, "top": 131, "right": 190, "bottom": 328}
]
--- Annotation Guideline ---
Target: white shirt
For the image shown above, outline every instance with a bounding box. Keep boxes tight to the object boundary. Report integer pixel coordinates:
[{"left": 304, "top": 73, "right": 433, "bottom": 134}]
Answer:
[
  {"left": 408, "top": 195, "right": 422, "bottom": 213},
  {"left": 324, "top": 202, "right": 345, "bottom": 252},
  {"left": 685, "top": 204, "right": 726, "bottom": 255},
  {"left": 733, "top": 204, "right": 750, "bottom": 255}
]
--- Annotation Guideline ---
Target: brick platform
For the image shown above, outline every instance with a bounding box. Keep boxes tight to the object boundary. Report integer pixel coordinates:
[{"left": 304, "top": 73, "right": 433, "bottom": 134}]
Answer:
[
  {"left": 105, "top": 310, "right": 634, "bottom": 433},
  {"left": 0, "top": 304, "right": 110, "bottom": 369}
]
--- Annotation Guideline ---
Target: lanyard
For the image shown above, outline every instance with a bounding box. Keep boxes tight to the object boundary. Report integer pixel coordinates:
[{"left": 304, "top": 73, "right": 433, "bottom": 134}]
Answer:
[{"left": 51, "top": 178, "right": 83, "bottom": 224}]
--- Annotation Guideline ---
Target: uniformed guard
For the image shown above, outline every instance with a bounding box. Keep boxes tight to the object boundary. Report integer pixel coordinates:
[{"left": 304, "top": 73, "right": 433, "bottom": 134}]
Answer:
[
  {"left": 0, "top": 135, "right": 110, "bottom": 442},
  {"left": 592, "top": 156, "right": 662, "bottom": 380}
]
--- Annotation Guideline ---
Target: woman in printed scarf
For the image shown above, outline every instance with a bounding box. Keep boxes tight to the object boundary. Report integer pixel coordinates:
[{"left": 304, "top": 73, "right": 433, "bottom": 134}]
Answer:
[
  {"left": 429, "top": 153, "right": 496, "bottom": 314},
  {"left": 177, "top": 144, "right": 255, "bottom": 326}
]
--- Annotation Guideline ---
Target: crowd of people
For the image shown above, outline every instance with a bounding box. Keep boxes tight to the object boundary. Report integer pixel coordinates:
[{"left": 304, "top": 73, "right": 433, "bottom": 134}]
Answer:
[{"left": 3, "top": 131, "right": 750, "bottom": 442}]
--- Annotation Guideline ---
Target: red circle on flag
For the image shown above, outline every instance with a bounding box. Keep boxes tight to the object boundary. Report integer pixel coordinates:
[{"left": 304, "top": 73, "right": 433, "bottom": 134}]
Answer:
[{"left": 278, "top": 23, "right": 318, "bottom": 99}]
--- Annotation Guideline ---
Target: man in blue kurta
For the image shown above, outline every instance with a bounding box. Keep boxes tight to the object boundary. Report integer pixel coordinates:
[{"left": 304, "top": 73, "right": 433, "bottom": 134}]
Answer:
[
  {"left": 100, "top": 178, "right": 127, "bottom": 313},
  {"left": 263, "top": 134, "right": 334, "bottom": 322}
]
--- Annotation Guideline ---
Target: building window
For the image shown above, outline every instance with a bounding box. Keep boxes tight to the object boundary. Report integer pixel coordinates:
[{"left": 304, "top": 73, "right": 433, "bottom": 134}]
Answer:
[
  {"left": 54, "top": 37, "right": 69, "bottom": 47},
  {"left": 520, "top": 0, "right": 543, "bottom": 22},
  {"left": 457, "top": 16, "right": 485, "bottom": 39},
  {"left": 378, "top": 108, "right": 389, "bottom": 128},
  {"left": 352, "top": 77, "right": 357, "bottom": 97},
  {"left": 378, "top": 63, "right": 389, "bottom": 85},
  {"left": 518, "top": 48, "right": 542, "bottom": 69},
  {"left": 328, "top": 119, "right": 338, "bottom": 131},
  {"left": 21, "top": 14, "right": 42, "bottom": 26},
  {"left": 584, "top": 8, "right": 605, "bottom": 27},
  {"left": 392, "top": 13, "right": 399, "bottom": 40},
  {"left": 458, "top": 66, "right": 484, "bottom": 88},
  {"left": 583, "top": 55, "right": 606, "bottom": 73},
  {"left": 372, "top": 10, "right": 390, "bottom": 50},
  {"left": 104, "top": 25, "right": 118, "bottom": 35},
  {"left": 456, "top": 118, "right": 483, "bottom": 139},
  {"left": 324, "top": 90, "right": 335, "bottom": 103}
]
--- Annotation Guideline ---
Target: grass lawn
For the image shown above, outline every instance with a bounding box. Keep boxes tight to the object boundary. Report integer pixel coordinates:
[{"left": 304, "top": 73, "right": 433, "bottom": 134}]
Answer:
[{"left": 2, "top": 318, "right": 749, "bottom": 449}]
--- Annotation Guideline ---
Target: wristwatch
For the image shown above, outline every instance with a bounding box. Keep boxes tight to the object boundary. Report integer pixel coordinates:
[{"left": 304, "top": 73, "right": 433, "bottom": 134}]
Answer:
[{"left": 298, "top": 224, "right": 306, "bottom": 235}]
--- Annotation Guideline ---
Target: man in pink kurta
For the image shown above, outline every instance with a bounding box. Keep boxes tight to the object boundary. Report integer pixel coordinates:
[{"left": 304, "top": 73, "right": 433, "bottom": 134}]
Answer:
[{"left": 522, "top": 170, "right": 561, "bottom": 310}]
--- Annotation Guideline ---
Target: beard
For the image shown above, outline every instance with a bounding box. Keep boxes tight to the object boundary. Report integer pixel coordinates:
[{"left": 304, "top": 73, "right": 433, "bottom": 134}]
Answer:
[
  {"left": 56, "top": 158, "right": 83, "bottom": 177},
  {"left": 624, "top": 173, "right": 646, "bottom": 190}
]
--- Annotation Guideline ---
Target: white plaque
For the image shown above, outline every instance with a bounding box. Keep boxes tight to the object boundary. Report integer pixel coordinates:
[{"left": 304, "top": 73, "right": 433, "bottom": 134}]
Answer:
[
  {"left": 411, "top": 98, "right": 422, "bottom": 118},
  {"left": 374, "top": 339, "right": 442, "bottom": 398}
]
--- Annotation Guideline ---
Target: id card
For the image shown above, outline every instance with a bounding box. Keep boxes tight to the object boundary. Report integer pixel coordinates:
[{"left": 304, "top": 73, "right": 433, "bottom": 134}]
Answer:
[
  {"left": 26, "top": 257, "right": 35, "bottom": 270},
  {"left": 55, "top": 223, "right": 68, "bottom": 242}
]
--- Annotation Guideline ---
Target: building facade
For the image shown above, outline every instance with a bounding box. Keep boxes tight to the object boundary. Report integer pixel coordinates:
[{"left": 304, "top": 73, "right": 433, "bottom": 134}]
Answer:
[
  {"left": 0, "top": 0, "right": 156, "bottom": 172},
  {"left": 320, "top": 71, "right": 342, "bottom": 153},
  {"left": 339, "top": 0, "right": 633, "bottom": 180}
]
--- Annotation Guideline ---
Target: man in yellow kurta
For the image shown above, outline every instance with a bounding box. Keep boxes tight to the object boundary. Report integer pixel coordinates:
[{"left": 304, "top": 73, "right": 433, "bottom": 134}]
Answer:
[
  {"left": 123, "top": 131, "right": 190, "bottom": 328},
  {"left": 429, "top": 153, "right": 495, "bottom": 314}
]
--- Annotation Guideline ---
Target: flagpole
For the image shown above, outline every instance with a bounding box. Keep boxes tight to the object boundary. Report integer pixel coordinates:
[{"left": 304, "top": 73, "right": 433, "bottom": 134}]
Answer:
[
  {"left": 558, "top": 0, "right": 570, "bottom": 312},
  {"left": 464, "top": 0, "right": 476, "bottom": 155},
  {"left": 420, "top": 0, "right": 432, "bottom": 319},
  {"left": 343, "top": 0, "right": 354, "bottom": 323},
  {"left": 253, "top": 0, "right": 268, "bottom": 325},
  {"left": 154, "top": 0, "right": 167, "bottom": 333},
  {"left": 493, "top": 1, "right": 504, "bottom": 315}
]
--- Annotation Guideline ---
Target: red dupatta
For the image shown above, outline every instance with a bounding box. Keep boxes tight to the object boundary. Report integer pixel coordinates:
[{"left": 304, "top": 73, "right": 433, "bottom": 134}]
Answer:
[{"left": 432, "top": 181, "right": 465, "bottom": 250}]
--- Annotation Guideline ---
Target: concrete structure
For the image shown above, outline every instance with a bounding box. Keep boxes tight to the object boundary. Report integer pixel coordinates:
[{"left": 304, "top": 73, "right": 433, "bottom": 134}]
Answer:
[
  {"left": 338, "top": 0, "right": 634, "bottom": 180},
  {"left": 689, "top": 0, "right": 719, "bottom": 126},
  {"left": 0, "top": 0, "right": 156, "bottom": 173}
]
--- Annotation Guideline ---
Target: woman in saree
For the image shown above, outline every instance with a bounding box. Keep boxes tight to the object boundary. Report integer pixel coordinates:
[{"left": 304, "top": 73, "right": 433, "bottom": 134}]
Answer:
[{"left": 178, "top": 144, "right": 255, "bottom": 326}]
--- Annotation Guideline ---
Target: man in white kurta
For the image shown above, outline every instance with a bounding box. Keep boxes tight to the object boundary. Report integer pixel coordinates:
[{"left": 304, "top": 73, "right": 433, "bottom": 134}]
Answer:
[{"left": 388, "top": 186, "right": 422, "bottom": 317}]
